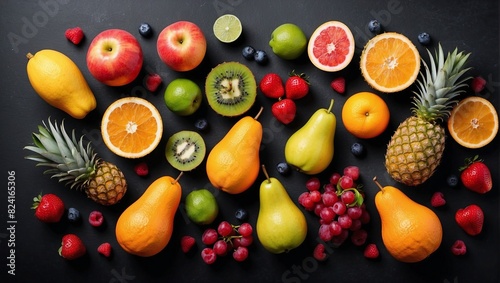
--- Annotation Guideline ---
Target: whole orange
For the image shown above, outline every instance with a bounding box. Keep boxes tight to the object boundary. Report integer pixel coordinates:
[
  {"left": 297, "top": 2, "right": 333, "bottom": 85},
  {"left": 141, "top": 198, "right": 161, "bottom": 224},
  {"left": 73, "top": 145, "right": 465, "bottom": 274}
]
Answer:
[{"left": 341, "top": 92, "right": 390, "bottom": 139}]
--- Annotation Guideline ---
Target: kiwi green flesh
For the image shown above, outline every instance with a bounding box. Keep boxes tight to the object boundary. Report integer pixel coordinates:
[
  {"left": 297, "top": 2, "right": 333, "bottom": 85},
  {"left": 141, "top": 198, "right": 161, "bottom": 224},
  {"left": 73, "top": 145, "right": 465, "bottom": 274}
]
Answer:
[
  {"left": 165, "top": 131, "right": 206, "bottom": 171},
  {"left": 205, "top": 62, "right": 257, "bottom": 117}
]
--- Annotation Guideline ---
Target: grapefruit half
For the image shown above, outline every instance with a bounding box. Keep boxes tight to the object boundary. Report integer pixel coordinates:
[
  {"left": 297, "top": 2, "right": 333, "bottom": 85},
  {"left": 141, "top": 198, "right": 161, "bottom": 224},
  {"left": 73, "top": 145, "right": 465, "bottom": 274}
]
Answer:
[{"left": 307, "top": 21, "right": 355, "bottom": 72}]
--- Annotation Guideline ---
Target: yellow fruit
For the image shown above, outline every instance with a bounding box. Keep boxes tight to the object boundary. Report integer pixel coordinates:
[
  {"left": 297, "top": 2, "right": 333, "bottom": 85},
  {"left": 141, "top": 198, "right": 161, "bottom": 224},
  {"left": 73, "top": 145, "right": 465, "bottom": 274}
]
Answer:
[
  {"left": 26, "top": 49, "right": 96, "bottom": 119},
  {"left": 101, "top": 97, "right": 163, "bottom": 159},
  {"left": 115, "top": 174, "right": 182, "bottom": 257},
  {"left": 360, "top": 32, "right": 420, "bottom": 93},
  {"left": 448, "top": 96, "right": 499, "bottom": 148}
]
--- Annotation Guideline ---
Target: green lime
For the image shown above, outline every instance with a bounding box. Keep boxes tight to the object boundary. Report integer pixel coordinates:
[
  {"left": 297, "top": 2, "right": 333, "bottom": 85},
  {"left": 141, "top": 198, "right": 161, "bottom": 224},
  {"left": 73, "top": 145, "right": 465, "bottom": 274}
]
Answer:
[
  {"left": 269, "top": 23, "right": 308, "bottom": 60},
  {"left": 185, "top": 189, "right": 219, "bottom": 225},
  {"left": 164, "top": 78, "right": 202, "bottom": 116},
  {"left": 213, "top": 14, "right": 242, "bottom": 43}
]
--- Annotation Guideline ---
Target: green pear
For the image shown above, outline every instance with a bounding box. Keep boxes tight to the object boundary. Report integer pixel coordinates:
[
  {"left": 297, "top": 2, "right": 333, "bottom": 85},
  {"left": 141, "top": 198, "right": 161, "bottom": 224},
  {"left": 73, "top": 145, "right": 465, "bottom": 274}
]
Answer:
[
  {"left": 284, "top": 99, "right": 336, "bottom": 175},
  {"left": 256, "top": 165, "right": 307, "bottom": 254}
]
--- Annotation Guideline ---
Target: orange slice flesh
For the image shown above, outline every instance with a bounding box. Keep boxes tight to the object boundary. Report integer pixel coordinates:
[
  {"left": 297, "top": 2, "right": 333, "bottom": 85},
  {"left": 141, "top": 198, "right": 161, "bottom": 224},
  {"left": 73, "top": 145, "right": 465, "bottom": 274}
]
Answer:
[
  {"left": 101, "top": 97, "right": 163, "bottom": 158},
  {"left": 448, "top": 96, "right": 498, "bottom": 149},
  {"left": 360, "top": 32, "right": 420, "bottom": 93}
]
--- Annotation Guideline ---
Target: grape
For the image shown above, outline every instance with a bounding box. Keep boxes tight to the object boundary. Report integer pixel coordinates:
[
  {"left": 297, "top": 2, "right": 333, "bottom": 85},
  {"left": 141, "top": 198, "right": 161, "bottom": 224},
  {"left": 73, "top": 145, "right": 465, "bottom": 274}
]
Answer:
[
  {"left": 233, "top": 246, "right": 249, "bottom": 262},
  {"left": 360, "top": 209, "right": 371, "bottom": 224},
  {"left": 347, "top": 206, "right": 363, "bottom": 219},
  {"left": 338, "top": 214, "right": 352, "bottom": 229},
  {"left": 213, "top": 240, "right": 228, "bottom": 256},
  {"left": 332, "top": 201, "right": 346, "bottom": 215},
  {"left": 201, "top": 248, "right": 217, "bottom": 264},
  {"left": 237, "top": 223, "right": 253, "bottom": 237},
  {"left": 349, "top": 219, "right": 362, "bottom": 231},
  {"left": 298, "top": 192, "right": 309, "bottom": 206},
  {"left": 202, "top": 228, "right": 218, "bottom": 245},
  {"left": 218, "top": 221, "right": 233, "bottom": 237},
  {"left": 329, "top": 172, "right": 341, "bottom": 185},
  {"left": 322, "top": 191, "right": 338, "bottom": 206},
  {"left": 341, "top": 190, "right": 356, "bottom": 205},
  {"left": 351, "top": 229, "right": 368, "bottom": 246},
  {"left": 339, "top": 176, "right": 354, "bottom": 190},
  {"left": 309, "top": 190, "right": 322, "bottom": 203},
  {"left": 329, "top": 221, "right": 342, "bottom": 236},
  {"left": 239, "top": 235, "right": 253, "bottom": 247},
  {"left": 305, "top": 177, "right": 321, "bottom": 191},
  {"left": 343, "top": 166, "right": 360, "bottom": 181},
  {"left": 301, "top": 196, "right": 315, "bottom": 211},
  {"left": 318, "top": 224, "right": 333, "bottom": 242},
  {"left": 323, "top": 183, "right": 336, "bottom": 192},
  {"left": 319, "top": 207, "right": 335, "bottom": 223},
  {"left": 313, "top": 203, "right": 325, "bottom": 216},
  {"left": 331, "top": 229, "right": 349, "bottom": 247}
]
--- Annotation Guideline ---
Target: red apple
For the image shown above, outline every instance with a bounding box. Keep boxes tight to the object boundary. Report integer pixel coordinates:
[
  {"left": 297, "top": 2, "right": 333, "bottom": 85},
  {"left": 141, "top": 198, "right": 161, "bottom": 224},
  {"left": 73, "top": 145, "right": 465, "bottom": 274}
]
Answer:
[
  {"left": 157, "top": 21, "right": 207, "bottom": 72},
  {"left": 86, "top": 29, "right": 143, "bottom": 86}
]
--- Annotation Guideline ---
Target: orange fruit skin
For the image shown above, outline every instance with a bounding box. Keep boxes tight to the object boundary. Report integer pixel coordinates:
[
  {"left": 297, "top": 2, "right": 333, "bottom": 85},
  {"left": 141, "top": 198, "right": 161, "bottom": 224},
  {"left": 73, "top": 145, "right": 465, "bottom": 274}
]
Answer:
[
  {"left": 206, "top": 116, "right": 262, "bottom": 194},
  {"left": 115, "top": 176, "right": 181, "bottom": 257},
  {"left": 342, "top": 92, "right": 390, "bottom": 139},
  {"left": 375, "top": 186, "right": 442, "bottom": 263}
]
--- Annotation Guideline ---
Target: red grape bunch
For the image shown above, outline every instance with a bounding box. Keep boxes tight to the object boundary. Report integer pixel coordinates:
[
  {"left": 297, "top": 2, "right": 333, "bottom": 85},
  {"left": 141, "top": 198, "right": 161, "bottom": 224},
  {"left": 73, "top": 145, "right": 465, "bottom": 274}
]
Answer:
[{"left": 297, "top": 166, "right": 372, "bottom": 261}]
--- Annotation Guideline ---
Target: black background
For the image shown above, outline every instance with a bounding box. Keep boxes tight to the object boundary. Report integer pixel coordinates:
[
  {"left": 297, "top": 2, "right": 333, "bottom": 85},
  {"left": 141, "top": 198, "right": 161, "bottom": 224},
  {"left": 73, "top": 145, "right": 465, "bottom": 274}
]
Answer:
[{"left": 1, "top": 0, "right": 499, "bottom": 282}]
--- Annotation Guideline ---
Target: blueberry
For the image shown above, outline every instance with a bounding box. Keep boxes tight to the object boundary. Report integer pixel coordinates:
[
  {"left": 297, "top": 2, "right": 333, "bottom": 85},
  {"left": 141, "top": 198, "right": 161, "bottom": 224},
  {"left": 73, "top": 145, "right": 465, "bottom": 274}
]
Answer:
[
  {"left": 235, "top": 208, "right": 249, "bottom": 222},
  {"left": 242, "top": 46, "right": 256, "bottom": 60},
  {"left": 194, "top": 118, "right": 209, "bottom": 132},
  {"left": 276, "top": 162, "right": 291, "bottom": 176},
  {"left": 67, "top": 207, "right": 80, "bottom": 222},
  {"left": 138, "top": 22, "right": 153, "bottom": 38},
  {"left": 368, "top": 20, "right": 382, "bottom": 34},
  {"left": 417, "top": 32, "right": 431, "bottom": 45},
  {"left": 447, "top": 174, "right": 458, "bottom": 187},
  {"left": 254, "top": 50, "right": 268, "bottom": 65},
  {"left": 351, "top": 142, "right": 366, "bottom": 158}
]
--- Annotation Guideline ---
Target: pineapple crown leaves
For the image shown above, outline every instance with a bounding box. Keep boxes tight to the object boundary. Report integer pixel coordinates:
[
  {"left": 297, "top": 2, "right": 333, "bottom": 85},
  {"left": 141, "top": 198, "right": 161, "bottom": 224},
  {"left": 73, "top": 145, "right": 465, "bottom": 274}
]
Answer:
[
  {"left": 24, "top": 118, "right": 98, "bottom": 190},
  {"left": 412, "top": 43, "right": 472, "bottom": 122}
]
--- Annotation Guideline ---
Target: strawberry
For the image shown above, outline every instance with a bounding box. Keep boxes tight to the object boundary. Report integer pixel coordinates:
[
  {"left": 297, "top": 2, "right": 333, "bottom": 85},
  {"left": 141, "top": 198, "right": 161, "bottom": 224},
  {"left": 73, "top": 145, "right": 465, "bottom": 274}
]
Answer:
[
  {"left": 363, "top": 243, "right": 379, "bottom": 259},
  {"left": 451, "top": 240, "right": 467, "bottom": 256},
  {"left": 134, "top": 162, "right": 149, "bottom": 177},
  {"left": 455, "top": 204, "right": 484, "bottom": 236},
  {"left": 64, "top": 27, "right": 84, "bottom": 45},
  {"left": 97, "top": 242, "right": 112, "bottom": 258},
  {"left": 330, "top": 77, "right": 346, "bottom": 94},
  {"left": 470, "top": 76, "right": 486, "bottom": 93},
  {"left": 259, "top": 73, "right": 284, "bottom": 99},
  {"left": 271, "top": 98, "right": 296, "bottom": 124},
  {"left": 430, "top": 191, "right": 446, "bottom": 207},
  {"left": 181, "top": 235, "right": 196, "bottom": 253},
  {"left": 31, "top": 193, "right": 65, "bottom": 223},
  {"left": 145, "top": 73, "right": 162, "bottom": 92},
  {"left": 59, "top": 234, "right": 86, "bottom": 260},
  {"left": 313, "top": 243, "right": 327, "bottom": 261},
  {"left": 285, "top": 71, "right": 310, "bottom": 100},
  {"left": 459, "top": 155, "right": 492, "bottom": 194}
]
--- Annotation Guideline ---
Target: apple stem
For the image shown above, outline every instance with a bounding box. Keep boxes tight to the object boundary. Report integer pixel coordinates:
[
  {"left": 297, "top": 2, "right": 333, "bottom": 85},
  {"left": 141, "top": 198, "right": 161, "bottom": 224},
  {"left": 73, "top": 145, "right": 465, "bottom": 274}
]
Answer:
[
  {"left": 172, "top": 171, "right": 184, "bottom": 185},
  {"left": 372, "top": 176, "right": 384, "bottom": 191},
  {"left": 254, "top": 107, "right": 264, "bottom": 120},
  {"left": 261, "top": 164, "right": 271, "bottom": 182},
  {"left": 326, "top": 99, "right": 334, "bottom": 113}
]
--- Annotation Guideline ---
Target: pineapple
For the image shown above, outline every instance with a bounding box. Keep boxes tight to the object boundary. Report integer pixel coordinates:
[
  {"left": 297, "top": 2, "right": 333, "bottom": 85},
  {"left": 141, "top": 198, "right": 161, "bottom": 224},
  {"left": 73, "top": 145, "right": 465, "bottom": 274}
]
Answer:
[
  {"left": 385, "top": 44, "right": 471, "bottom": 186},
  {"left": 24, "top": 119, "right": 127, "bottom": 205}
]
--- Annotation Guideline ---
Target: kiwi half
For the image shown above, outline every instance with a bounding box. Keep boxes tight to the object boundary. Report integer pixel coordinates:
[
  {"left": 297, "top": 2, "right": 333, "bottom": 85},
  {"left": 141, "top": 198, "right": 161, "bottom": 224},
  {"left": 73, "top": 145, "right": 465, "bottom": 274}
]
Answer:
[
  {"left": 165, "top": 131, "right": 206, "bottom": 171},
  {"left": 205, "top": 61, "right": 257, "bottom": 117}
]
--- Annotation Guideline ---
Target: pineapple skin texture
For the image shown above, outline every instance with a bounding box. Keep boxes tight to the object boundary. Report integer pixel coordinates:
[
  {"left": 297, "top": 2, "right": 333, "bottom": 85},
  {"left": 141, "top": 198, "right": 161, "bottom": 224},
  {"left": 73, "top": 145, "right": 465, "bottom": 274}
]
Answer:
[
  {"left": 385, "top": 116, "right": 445, "bottom": 186},
  {"left": 86, "top": 161, "right": 127, "bottom": 205}
]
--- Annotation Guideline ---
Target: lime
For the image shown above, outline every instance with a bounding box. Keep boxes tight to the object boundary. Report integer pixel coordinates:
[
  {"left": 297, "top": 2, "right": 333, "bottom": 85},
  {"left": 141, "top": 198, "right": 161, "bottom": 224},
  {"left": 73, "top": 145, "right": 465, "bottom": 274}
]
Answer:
[
  {"left": 269, "top": 23, "right": 308, "bottom": 60},
  {"left": 213, "top": 14, "right": 242, "bottom": 43},
  {"left": 164, "top": 78, "right": 202, "bottom": 116},
  {"left": 185, "top": 189, "right": 219, "bottom": 225}
]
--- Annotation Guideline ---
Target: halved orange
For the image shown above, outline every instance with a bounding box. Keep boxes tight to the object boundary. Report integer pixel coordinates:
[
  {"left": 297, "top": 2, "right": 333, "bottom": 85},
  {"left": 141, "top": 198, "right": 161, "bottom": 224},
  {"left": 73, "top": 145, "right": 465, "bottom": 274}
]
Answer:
[
  {"left": 307, "top": 21, "right": 355, "bottom": 72},
  {"left": 448, "top": 96, "right": 498, "bottom": 148},
  {"left": 101, "top": 97, "right": 163, "bottom": 158},
  {"left": 360, "top": 32, "right": 420, "bottom": 93},
  {"left": 342, "top": 91, "right": 390, "bottom": 139}
]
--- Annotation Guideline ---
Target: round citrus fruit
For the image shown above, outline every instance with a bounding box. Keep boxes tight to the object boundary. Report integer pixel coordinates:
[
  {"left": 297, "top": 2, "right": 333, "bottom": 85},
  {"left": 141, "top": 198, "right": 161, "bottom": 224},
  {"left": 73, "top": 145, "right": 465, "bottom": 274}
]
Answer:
[
  {"left": 213, "top": 14, "right": 242, "bottom": 43},
  {"left": 101, "top": 97, "right": 163, "bottom": 158},
  {"left": 185, "top": 189, "right": 219, "bottom": 225},
  {"left": 307, "top": 21, "right": 355, "bottom": 72},
  {"left": 269, "top": 23, "right": 308, "bottom": 60},
  {"left": 448, "top": 96, "right": 498, "bottom": 148},
  {"left": 164, "top": 78, "right": 202, "bottom": 116},
  {"left": 360, "top": 32, "right": 420, "bottom": 93},
  {"left": 342, "top": 92, "right": 390, "bottom": 139}
]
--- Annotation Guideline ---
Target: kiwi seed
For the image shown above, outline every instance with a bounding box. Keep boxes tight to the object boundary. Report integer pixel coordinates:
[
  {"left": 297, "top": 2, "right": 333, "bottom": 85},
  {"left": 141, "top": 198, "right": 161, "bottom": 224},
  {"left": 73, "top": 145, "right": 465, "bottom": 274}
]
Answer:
[{"left": 165, "top": 131, "right": 206, "bottom": 171}]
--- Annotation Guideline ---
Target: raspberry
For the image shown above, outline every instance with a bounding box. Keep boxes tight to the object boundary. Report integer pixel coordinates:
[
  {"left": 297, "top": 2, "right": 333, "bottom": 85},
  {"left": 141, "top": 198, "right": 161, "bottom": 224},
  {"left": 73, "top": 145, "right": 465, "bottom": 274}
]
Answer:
[
  {"left": 330, "top": 77, "right": 346, "bottom": 94},
  {"left": 470, "top": 76, "right": 486, "bottom": 93},
  {"left": 313, "top": 243, "right": 328, "bottom": 261},
  {"left": 97, "top": 242, "right": 112, "bottom": 258},
  {"left": 451, "top": 240, "right": 467, "bottom": 256},
  {"left": 430, "top": 191, "right": 446, "bottom": 207},
  {"left": 180, "top": 235, "right": 196, "bottom": 253},
  {"left": 363, "top": 243, "right": 379, "bottom": 259},
  {"left": 65, "top": 27, "right": 84, "bottom": 45},
  {"left": 145, "top": 73, "right": 162, "bottom": 92},
  {"left": 88, "top": 211, "right": 104, "bottom": 227},
  {"left": 134, "top": 162, "right": 149, "bottom": 177}
]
